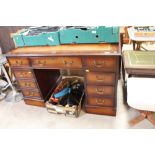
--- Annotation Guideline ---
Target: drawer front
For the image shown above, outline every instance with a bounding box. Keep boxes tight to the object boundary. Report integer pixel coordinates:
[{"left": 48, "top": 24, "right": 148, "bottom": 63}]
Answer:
[
  {"left": 24, "top": 99, "right": 45, "bottom": 107},
  {"left": 85, "top": 57, "right": 117, "bottom": 71},
  {"left": 8, "top": 57, "right": 29, "bottom": 67},
  {"left": 30, "top": 57, "right": 82, "bottom": 69},
  {"left": 85, "top": 105, "right": 116, "bottom": 116},
  {"left": 87, "top": 97, "right": 114, "bottom": 107},
  {"left": 13, "top": 69, "right": 33, "bottom": 79},
  {"left": 86, "top": 72, "right": 115, "bottom": 85},
  {"left": 87, "top": 85, "right": 114, "bottom": 97},
  {"left": 18, "top": 80, "right": 37, "bottom": 89},
  {"left": 22, "top": 89, "right": 41, "bottom": 99},
  {"left": 62, "top": 57, "right": 82, "bottom": 68}
]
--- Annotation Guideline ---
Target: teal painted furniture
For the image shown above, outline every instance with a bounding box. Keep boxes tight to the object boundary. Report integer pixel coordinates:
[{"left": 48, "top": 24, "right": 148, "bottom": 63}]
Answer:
[{"left": 59, "top": 26, "right": 119, "bottom": 44}]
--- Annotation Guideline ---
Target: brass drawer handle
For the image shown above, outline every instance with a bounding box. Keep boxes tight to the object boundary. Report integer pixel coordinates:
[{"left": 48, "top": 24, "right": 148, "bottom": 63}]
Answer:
[
  {"left": 19, "top": 71, "right": 31, "bottom": 77},
  {"left": 93, "top": 60, "right": 105, "bottom": 68},
  {"left": 96, "top": 99, "right": 105, "bottom": 105},
  {"left": 63, "top": 60, "right": 74, "bottom": 66},
  {"left": 25, "top": 82, "right": 31, "bottom": 87},
  {"left": 19, "top": 73, "right": 25, "bottom": 77},
  {"left": 95, "top": 88, "right": 105, "bottom": 94},
  {"left": 15, "top": 60, "right": 23, "bottom": 65},
  {"left": 37, "top": 60, "right": 46, "bottom": 66},
  {"left": 28, "top": 92, "right": 35, "bottom": 96},
  {"left": 96, "top": 75, "right": 105, "bottom": 81}
]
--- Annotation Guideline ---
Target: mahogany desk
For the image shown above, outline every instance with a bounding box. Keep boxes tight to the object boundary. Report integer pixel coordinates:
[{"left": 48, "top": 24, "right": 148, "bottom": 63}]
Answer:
[{"left": 6, "top": 44, "right": 121, "bottom": 116}]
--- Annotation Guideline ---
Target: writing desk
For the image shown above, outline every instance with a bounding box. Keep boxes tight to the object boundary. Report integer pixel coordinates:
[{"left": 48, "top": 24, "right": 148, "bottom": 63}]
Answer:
[{"left": 6, "top": 44, "right": 121, "bottom": 116}]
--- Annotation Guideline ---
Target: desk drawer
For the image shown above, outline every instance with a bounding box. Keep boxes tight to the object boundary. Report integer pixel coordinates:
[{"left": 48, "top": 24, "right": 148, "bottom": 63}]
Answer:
[
  {"left": 13, "top": 69, "right": 33, "bottom": 79},
  {"left": 87, "top": 85, "right": 114, "bottom": 97},
  {"left": 85, "top": 105, "right": 116, "bottom": 116},
  {"left": 30, "top": 57, "right": 82, "bottom": 69},
  {"left": 87, "top": 97, "right": 114, "bottom": 107},
  {"left": 22, "top": 89, "right": 41, "bottom": 99},
  {"left": 18, "top": 80, "right": 37, "bottom": 89},
  {"left": 85, "top": 57, "right": 117, "bottom": 71},
  {"left": 8, "top": 57, "right": 29, "bottom": 67},
  {"left": 86, "top": 72, "right": 115, "bottom": 85},
  {"left": 24, "top": 99, "right": 45, "bottom": 107}
]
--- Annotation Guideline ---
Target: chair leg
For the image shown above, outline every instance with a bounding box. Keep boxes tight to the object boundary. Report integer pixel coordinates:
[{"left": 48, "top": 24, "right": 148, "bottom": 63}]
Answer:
[{"left": 129, "top": 111, "right": 147, "bottom": 127}]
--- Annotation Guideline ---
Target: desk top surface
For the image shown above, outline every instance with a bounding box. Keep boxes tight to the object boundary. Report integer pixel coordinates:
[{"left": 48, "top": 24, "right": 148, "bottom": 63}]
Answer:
[
  {"left": 123, "top": 51, "right": 155, "bottom": 70},
  {"left": 6, "top": 43, "right": 120, "bottom": 57}
]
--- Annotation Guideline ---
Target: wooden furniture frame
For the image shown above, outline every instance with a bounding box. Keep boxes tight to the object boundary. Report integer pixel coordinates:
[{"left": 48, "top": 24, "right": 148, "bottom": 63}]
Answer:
[{"left": 6, "top": 43, "right": 121, "bottom": 116}]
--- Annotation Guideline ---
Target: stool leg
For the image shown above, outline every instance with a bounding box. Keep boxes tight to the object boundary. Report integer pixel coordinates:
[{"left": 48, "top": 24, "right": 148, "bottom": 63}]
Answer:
[
  {"left": 147, "top": 113, "right": 155, "bottom": 125},
  {"left": 129, "top": 111, "right": 147, "bottom": 127}
]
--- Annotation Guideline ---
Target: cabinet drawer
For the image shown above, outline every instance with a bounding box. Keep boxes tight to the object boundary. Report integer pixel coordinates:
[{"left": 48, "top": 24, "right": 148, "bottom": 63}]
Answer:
[
  {"left": 13, "top": 69, "right": 33, "bottom": 79},
  {"left": 87, "top": 85, "right": 114, "bottom": 97},
  {"left": 18, "top": 80, "right": 37, "bottom": 89},
  {"left": 86, "top": 72, "right": 115, "bottom": 85},
  {"left": 24, "top": 99, "right": 45, "bottom": 107},
  {"left": 22, "top": 89, "right": 41, "bottom": 99},
  {"left": 62, "top": 57, "right": 82, "bottom": 68},
  {"left": 87, "top": 97, "right": 114, "bottom": 107},
  {"left": 85, "top": 105, "right": 116, "bottom": 116},
  {"left": 30, "top": 57, "right": 82, "bottom": 69},
  {"left": 85, "top": 57, "right": 117, "bottom": 71},
  {"left": 8, "top": 57, "right": 29, "bottom": 67}
]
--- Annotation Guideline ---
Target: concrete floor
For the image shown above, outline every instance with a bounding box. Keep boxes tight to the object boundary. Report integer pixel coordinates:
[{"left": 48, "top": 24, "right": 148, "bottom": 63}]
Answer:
[{"left": 0, "top": 80, "right": 154, "bottom": 129}]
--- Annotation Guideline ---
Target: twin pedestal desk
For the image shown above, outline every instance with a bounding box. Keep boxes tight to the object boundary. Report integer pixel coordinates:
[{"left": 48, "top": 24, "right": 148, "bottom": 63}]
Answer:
[{"left": 6, "top": 44, "right": 121, "bottom": 116}]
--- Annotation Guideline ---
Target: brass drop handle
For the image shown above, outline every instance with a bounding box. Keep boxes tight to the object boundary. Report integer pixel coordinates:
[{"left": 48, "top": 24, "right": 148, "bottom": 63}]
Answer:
[
  {"left": 96, "top": 75, "right": 105, "bottom": 81},
  {"left": 37, "top": 60, "right": 46, "bottom": 66},
  {"left": 15, "top": 60, "right": 23, "bottom": 65},
  {"left": 96, "top": 99, "right": 105, "bottom": 105},
  {"left": 25, "top": 82, "right": 31, "bottom": 87},
  {"left": 20, "top": 72, "right": 25, "bottom": 77},
  {"left": 95, "top": 88, "right": 105, "bottom": 94},
  {"left": 20, "top": 72, "right": 31, "bottom": 77},
  {"left": 28, "top": 92, "right": 35, "bottom": 96},
  {"left": 63, "top": 60, "right": 74, "bottom": 66},
  {"left": 93, "top": 60, "right": 105, "bottom": 68}
]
